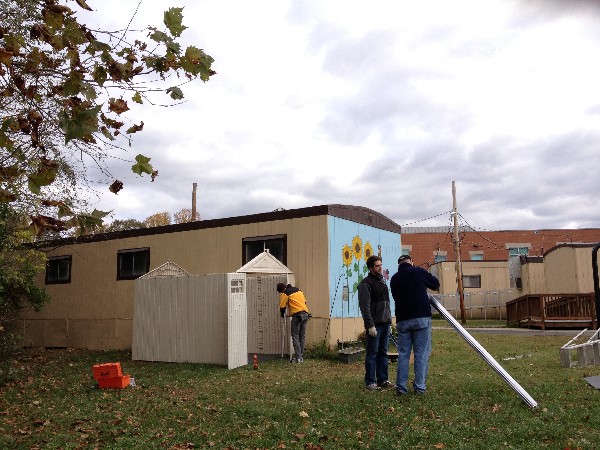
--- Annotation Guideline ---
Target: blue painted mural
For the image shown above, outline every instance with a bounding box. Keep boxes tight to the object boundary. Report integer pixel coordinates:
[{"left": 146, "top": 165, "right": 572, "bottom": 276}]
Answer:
[{"left": 328, "top": 216, "right": 401, "bottom": 319}]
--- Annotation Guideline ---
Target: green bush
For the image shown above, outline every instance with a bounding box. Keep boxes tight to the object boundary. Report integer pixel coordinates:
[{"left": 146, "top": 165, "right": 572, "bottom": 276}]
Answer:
[
  {"left": 304, "top": 339, "right": 338, "bottom": 360},
  {"left": 0, "top": 204, "right": 49, "bottom": 385}
]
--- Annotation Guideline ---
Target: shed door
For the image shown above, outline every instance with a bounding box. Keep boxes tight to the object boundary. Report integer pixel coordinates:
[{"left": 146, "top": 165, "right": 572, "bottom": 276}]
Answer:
[
  {"left": 227, "top": 275, "right": 248, "bottom": 369},
  {"left": 247, "top": 275, "right": 289, "bottom": 355}
]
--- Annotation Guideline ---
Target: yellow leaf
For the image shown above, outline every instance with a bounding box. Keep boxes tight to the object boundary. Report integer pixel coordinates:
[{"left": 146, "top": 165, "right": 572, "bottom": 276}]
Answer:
[{"left": 299, "top": 410, "right": 309, "bottom": 417}]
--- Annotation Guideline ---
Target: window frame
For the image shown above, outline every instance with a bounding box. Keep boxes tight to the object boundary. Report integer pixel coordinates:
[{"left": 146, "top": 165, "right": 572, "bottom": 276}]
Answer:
[
  {"left": 45, "top": 255, "right": 72, "bottom": 284},
  {"left": 117, "top": 247, "right": 150, "bottom": 280},
  {"left": 242, "top": 234, "right": 287, "bottom": 266},
  {"left": 506, "top": 243, "right": 531, "bottom": 257},
  {"left": 469, "top": 251, "right": 484, "bottom": 261},
  {"left": 462, "top": 274, "right": 482, "bottom": 289},
  {"left": 433, "top": 251, "right": 447, "bottom": 263}
]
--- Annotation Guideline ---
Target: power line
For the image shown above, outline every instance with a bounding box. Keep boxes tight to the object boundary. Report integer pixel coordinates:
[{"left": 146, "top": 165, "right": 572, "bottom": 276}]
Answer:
[
  {"left": 457, "top": 213, "right": 504, "bottom": 249},
  {"left": 400, "top": 210, "right": 453, "bottom": 227}
]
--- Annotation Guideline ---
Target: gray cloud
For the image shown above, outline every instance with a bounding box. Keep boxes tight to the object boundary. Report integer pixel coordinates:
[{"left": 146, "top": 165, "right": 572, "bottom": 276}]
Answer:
[{"left": 81, "top": 0, "right": 600, "bottom": 232}]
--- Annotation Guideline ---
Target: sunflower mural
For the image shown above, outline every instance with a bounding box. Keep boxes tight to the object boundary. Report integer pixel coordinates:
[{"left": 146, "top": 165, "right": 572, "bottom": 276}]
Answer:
[{"left": 340, "top": 235, "right": 374, "bottom": 313}]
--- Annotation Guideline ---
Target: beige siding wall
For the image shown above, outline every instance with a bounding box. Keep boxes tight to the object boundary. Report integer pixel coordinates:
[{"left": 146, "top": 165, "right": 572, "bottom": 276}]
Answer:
[
  {"left": 25, "top": 216, "right": 330, "bottom": 349},
  {"left": 433, "top": 261, "right": 509, "bottom": 295},
  {"left": 516, "top": 261, "right": 546, "bottom": 298},
  {"left": 574, "top": 246, "right": 596, "bottom": 292},
  {"left": 545, "top": 246, "right": 595, "bottom": 294}
]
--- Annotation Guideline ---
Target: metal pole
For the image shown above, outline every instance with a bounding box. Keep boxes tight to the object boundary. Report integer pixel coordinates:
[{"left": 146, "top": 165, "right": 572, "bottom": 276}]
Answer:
[
  {"left": 281, "top": 318, "right": 285, "bottom": 358},
  {"left": 592, "top": 243, "right": 600, "bottom": 327},
  {"left": 288, "top": 317, "right": 293, "bottom": 362},
  {"left": 430, "top": 294, "right": 538, "bottom": 409}
]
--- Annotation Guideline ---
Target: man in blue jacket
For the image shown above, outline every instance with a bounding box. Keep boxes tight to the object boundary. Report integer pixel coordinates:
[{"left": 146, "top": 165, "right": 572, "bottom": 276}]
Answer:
[{"left": 390, "top": 255, "right": 440, "bottom": 395}]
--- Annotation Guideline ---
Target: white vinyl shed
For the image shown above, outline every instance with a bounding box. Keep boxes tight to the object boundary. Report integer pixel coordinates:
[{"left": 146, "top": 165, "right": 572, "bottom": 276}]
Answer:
[{"left": 132, "top": 261, "right": 247, "bottom": 369}]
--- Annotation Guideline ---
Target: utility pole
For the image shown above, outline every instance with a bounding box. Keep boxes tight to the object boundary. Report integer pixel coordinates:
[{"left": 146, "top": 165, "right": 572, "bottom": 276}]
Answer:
[{"left": 452, "top": 181, "right": 466, "bottom": 324}]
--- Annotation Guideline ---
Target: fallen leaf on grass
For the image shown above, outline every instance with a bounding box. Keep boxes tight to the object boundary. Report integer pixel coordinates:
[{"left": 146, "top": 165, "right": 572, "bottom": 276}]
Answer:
[
  {"left": 435, "top": 443, "right": 446, "bottom": 449},
  {"left": 304, "top": 444, "right": 325, "bottom": 450},
  {"left": 299, "top": 410, "right": 309, "bottom": 417}
]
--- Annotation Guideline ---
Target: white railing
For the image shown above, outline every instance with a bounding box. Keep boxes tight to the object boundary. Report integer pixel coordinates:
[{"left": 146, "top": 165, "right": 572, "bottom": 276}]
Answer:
[{"left": 432, "top": 290, "right": 513, "bottom": 320}]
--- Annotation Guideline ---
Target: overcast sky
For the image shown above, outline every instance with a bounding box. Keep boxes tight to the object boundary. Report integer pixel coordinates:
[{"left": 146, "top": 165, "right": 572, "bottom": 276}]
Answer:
[{"left": 78, "top": 0, "right": 600, "bottom": 231}]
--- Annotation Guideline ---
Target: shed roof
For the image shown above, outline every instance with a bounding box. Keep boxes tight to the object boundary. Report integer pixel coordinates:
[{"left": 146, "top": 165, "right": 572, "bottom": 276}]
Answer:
[
  {"left": 236, "top": 251, "right": 292, "bottom": 274},
  {"left": 139, "top": 260, "right": 190, "bottom": 278}
]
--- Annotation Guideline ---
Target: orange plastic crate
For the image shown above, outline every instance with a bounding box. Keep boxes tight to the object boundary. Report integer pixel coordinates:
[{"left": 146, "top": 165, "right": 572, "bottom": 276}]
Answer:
[
  {"left": 92, "top": 362, "right": 122, "bottom": 380},
  {"left": 97, "top": 374, "right": 130, "bottom": 389}
]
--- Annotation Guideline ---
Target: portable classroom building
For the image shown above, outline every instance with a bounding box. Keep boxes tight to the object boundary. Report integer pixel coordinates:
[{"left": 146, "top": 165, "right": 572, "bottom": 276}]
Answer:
[{"left": 23, "top": 204, "right": 402, "bottom": 350}]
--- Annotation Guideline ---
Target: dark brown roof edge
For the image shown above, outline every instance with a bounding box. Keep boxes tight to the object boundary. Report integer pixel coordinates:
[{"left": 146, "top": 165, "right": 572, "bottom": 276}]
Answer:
[{"left": 35, "top": 204, "right": 401, "bottom": 248}]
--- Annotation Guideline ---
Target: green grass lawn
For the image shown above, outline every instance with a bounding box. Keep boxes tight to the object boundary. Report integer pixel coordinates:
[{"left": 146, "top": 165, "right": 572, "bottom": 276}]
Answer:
[{"left": 1, "top": 330, "right": 599, "bottom": 449}]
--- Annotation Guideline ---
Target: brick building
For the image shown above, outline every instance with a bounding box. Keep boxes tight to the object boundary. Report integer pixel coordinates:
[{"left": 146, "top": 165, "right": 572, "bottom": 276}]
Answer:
[{"left": 401, "top": 227, "right": 600, "bottom": 268}]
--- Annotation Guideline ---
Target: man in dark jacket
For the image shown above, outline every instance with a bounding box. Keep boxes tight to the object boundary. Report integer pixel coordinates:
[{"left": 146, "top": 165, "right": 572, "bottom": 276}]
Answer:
[
  {"left": 390, "top": 255, "right": 440, "bottom": 395},
  {"left": 358, "top": 255, "right": 393, "bottom": 390}
]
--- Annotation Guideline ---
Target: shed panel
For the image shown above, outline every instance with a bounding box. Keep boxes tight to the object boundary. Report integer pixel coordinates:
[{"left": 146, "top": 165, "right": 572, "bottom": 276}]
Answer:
[{"left": 133, "top": 273, "right": 243, "bottom": 366}]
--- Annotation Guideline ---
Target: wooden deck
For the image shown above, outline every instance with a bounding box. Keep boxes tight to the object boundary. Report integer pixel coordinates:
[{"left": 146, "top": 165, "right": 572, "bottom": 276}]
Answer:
[{"left": 506, "top": 293, "right": 597, "bottom": 330}]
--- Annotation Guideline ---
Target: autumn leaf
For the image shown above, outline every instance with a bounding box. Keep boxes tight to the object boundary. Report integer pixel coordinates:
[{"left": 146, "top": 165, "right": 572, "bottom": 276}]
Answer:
[
  {"left": 126, "top": 121, "right": 144, "bottom": 134},
  {"left": 166, "top": 86, "right": 183, "bottom": 100},
  {"left": 131, "top": 154, "right": 153, "bottom": 176},
  {"left": 108, "top": 98, "right": 129, "bottom": 115},
  {"left": 0, "top": 47, "right": 14, "bottom": 65},
  {"left": 132, "top": 92, "right": 143, "bottom": 104},
  {"left": 434, "top": 443, "right": 446, "bottom": 449},
  {"left": 299, "top": 411, "right": 309, "bottom": 417},
  {"left": 164, "top": 7, "right": 188, "bottom": 37},
  {"left": 109, "top": 180, "right": 123, "bottom": 194},
  {"left": 75, "top": 0, "right": 93, "bottom": 11},
  {"left": 0, "top": 189, "right": 17, "bottom": 203},
  {"left": 58, "top": 105, "right": 101, "bottom": 143}
]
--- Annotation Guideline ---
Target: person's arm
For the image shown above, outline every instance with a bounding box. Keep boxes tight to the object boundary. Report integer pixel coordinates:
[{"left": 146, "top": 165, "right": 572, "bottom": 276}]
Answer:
[
  {"left": 279, "top": 293, "right": 288, "bottom": 317},
  {"left": 422, "top": 269, "right": 440, "bottom": 291},
  {"left": 358, "top": 282, "right": 375, "bottom": 335}
]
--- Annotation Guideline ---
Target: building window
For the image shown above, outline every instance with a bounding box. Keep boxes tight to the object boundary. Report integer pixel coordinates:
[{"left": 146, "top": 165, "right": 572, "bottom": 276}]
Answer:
[
  {"left": 433, "top": 250, "right": 447, "bottom": 263},
  {"left": 46, "top": 256, "right": 72, "bottom": 284},
  {"left": 469, "top": 251, "right": 484, "bottom": 261},
  {"left": 401, "top": 245, "right": 412, "bottom": 257},
  {"left": 508, "top": 247, "right": 529, "bottom": 257},
  {"left": 506, "top": 243, "right": 530, "bottom": 257},
  {"left": 242, "top": 234, "right": 286, "bottom": 265},
  {"left": 117, "top": 248, "right": 150, "bottom": 280},
  {"left": 463, "top": 275, "right": 481, "bottom": 288}
]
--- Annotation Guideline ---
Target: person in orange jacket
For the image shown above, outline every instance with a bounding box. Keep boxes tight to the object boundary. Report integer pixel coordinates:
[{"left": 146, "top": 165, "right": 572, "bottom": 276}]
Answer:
[{"left": 277, "top": 282, "right": 310, "bottom": 363}]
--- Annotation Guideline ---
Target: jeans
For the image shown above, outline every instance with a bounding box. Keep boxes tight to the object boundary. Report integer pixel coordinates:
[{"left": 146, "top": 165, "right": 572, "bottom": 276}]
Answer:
[
  {"left": 364, "top": 323, "right": 390, "bottom": 385},
  {"left": 291, "top": 311, "right": 309, "bottom": 360},
  {"left": 395, "top": 317, "right": 432, "bottom": 393}
]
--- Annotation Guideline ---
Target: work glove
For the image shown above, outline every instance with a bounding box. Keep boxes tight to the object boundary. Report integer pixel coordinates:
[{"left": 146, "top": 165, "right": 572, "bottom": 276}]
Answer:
[{"left": 368, "top": 326, "right": 377, "bottom": 337}]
